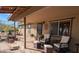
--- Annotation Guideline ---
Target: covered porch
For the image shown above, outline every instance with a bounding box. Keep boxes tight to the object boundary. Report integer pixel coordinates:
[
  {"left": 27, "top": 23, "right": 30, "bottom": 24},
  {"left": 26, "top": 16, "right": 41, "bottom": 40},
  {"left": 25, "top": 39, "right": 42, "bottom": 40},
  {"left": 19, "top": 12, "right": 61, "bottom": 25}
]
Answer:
[{"left": 0, "top": 6, "right": 79, "bottom": 53}]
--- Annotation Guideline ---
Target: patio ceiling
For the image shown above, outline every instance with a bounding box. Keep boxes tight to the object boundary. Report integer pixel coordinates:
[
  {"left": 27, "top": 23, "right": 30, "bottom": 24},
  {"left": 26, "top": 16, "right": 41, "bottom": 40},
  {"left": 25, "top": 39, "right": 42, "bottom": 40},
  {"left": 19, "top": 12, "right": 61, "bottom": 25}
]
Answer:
[
  {"left": 0, "top": 6, "right": 32, "bottom": 20},
  {"left": 0, "top": 6, "right": 17, "bottom": 13},
  {"left": 9, "top": 6, "right": 45, "bottom": 21},
  {"left": 0, "top": 6, "right": 44, "bottom": 21}
]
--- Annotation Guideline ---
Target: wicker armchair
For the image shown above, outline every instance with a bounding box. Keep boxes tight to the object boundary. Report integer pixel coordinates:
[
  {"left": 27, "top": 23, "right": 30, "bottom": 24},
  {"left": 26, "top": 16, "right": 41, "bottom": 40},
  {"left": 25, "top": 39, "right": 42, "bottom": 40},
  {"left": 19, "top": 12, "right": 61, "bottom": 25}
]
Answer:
[{"left": 53, "top": 36, "right": 70, "bottom": 52}]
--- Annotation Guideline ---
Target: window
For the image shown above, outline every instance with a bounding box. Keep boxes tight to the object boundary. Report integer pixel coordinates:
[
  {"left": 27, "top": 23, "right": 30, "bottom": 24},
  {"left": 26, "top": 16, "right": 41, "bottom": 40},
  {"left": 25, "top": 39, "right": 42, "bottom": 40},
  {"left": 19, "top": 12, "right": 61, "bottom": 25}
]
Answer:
[
  {"left": 49, "top": 19, "right": 72, "bottom": 36},
  {"left": 50, "top": 22, "right": 59, "bottom": 35},
  {"left": 59, "top": 21, "right": 70, "bottom": 36},
  {"left": 37, "top": 23, "right": 43, "bottom": 35}
]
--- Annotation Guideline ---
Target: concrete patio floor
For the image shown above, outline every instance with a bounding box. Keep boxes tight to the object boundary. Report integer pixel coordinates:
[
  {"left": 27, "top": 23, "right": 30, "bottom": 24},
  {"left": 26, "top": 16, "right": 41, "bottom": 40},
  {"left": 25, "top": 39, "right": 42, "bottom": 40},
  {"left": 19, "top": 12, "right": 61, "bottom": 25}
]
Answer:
[
  {"left": 0, "top": 40, "right": 43, "bottom": 53},
  {"left": 0, "top": 35, "right": 43, "bottom": 53}
]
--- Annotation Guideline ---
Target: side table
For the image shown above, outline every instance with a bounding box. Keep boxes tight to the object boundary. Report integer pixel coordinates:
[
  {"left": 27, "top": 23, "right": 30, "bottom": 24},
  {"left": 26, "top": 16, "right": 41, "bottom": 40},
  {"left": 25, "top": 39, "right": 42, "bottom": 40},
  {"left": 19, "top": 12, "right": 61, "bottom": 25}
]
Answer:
[{"left": 75, "top": 43, "right": 79, "bottom": 53}]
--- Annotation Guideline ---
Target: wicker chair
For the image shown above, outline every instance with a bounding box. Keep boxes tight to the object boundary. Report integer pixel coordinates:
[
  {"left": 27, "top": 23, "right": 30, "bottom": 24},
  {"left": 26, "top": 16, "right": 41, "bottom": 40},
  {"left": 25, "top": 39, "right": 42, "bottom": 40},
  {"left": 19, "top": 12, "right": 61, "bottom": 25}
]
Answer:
[{"left": 53, "top": 36, "right": 70, "bottom": 52}]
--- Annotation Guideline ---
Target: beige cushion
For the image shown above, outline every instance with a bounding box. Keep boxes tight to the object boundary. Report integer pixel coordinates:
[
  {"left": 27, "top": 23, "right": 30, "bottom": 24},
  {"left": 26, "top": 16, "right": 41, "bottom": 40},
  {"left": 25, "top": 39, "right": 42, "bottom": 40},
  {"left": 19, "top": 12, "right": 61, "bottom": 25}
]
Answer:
[
  {"left": 34, "top": 40, "right": 40, "bottom": 43},
  {"left": 54, "top": 43, "right": 68, "bottom": 48},
  {"left": 0, "top": 32, "right": 8, "bottom": 39},
  {"left": 54, "top": 43, "right": 60, "bottom": 48},
  {"left": 60, "top": 36, "right": 70, "bottom": 43},
  {"left": 44, "top": 44, "right": 53, "bottom": 53},
  {"left": 44, "top": 44, "right": 53, "bottom": 48}
]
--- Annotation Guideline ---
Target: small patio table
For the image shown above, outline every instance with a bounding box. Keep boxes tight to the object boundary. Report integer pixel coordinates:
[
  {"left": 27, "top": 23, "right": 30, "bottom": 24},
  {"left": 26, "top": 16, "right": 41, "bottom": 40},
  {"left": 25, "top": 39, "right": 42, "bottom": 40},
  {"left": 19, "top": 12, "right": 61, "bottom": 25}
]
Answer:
[{"left": 75, "top": 43, "right": 79, "bottom": 53}]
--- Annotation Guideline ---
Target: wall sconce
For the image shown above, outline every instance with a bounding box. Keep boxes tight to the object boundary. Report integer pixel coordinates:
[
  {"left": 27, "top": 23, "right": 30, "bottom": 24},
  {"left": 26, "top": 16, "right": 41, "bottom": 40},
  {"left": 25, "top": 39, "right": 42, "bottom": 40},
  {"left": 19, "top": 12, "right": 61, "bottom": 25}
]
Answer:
[{"left": 28, "top": 24, "right": 31, "bottom": 29}]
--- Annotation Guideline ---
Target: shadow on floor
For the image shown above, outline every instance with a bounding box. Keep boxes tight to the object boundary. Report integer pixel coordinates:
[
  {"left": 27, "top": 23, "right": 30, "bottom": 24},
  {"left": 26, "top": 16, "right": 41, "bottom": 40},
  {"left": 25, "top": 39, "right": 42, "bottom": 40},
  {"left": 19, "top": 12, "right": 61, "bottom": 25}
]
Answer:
[{"left": 25, "top": 47, "right": 44, "bottom": 53}]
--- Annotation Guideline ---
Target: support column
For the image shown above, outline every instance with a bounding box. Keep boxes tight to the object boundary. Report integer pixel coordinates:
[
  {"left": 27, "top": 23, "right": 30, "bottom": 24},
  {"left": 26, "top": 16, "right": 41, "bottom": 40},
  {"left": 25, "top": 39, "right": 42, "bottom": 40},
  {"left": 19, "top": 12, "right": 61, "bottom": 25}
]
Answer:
[
  {"left": 24, "top": 17, "right": 26, "bottom": 49},
  {"left": 14, "top": 21, "right": 16, "bottom": 40}
]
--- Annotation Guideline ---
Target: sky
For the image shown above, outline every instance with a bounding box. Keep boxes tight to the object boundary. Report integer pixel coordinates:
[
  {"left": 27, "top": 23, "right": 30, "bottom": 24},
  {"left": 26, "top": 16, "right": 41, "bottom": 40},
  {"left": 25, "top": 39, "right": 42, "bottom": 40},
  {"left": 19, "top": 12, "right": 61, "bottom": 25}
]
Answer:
[{"left": 0, "top": 13, "right": 18, "bottom": 27}]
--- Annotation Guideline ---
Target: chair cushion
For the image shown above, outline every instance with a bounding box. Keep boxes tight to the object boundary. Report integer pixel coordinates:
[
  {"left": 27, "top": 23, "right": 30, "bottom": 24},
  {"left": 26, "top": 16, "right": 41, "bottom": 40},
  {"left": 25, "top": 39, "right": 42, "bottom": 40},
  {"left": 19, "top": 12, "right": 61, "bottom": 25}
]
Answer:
[
  {"left": 34, "top": 40, "right": 40, "bottom": 43},
  {"left": 44, "top": 44, "right": 53, "bottom": 48},
  {"left": 1, "top": 36, "right": 7, "bottom": 39},
  {"left": 60, "top": 36, "right": 70, "bottom": 43},
  {"left": 54, "top": 43, "right": 60, "bottom": 48},
  {"left": 0, "top": 32, "right": 8, "bottom": 39},
  {"left": 54, "top": 43, "right": 68, "bottom": 48}
]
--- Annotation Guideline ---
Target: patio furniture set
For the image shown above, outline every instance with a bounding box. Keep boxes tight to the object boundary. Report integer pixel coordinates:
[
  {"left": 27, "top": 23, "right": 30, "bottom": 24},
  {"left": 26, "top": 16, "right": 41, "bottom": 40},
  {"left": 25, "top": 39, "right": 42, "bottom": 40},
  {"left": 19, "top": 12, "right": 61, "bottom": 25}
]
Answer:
[
  {"left": 0, "top": 31, "right": 18, "bottom": 43},
  {"left": 34, "top": 34, "right": 70, "bottom": 53}
]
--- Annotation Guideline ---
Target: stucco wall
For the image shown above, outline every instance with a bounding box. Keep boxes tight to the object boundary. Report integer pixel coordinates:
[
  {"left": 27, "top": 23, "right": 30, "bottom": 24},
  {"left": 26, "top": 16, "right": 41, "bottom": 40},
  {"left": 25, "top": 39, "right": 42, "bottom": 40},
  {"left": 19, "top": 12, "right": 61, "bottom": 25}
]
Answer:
[
  {"left": 42, "top": 22, "right": 50, "bottom": 34},
  {"left": 70, "top": 15, "right": 79, "bottom": 52},
  {"left": 19, "top": 24, "right": 37, "bottom": 42}
]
